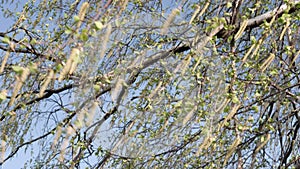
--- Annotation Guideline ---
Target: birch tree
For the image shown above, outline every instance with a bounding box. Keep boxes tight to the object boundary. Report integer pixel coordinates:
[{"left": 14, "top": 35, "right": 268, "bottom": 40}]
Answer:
[{"left": 0, "top": 0, "right": 299, "bottom": 168}]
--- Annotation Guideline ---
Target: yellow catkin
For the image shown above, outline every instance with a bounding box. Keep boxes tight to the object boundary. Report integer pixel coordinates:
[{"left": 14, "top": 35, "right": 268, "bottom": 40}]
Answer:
[
  {"left": 279, "top": 19, "right": 290, "bottom": 41},
  {"left": 241, "top": 15, "right": 273, "bottom": 65},
  {"left": 196, "top": 134, "right": 213, "bottom": 156},
  {"left": 234, "top": 19, "right": 248, "bottom": 40},
  {"left": 249, "top": 39, "right": 263, "bottom": 59},
  {"left": 148, "top": 81, "right": 162, "bottom": 99},
  {"left": 198, "top": 2, "right": 210, "bottom": 19},
  {"left": 59, "top": 126, "right": 75, "bottom": 162},
  {"left": 158, "top": 119, "right": 169, "bottom": 134},
  {"left": 0, "top": 51, "right": 10, "bottom": 74},
  {"left": 269, "top": 15, "right": 276, "bottom": 26},
  {"left": 1, "top": 135, "right": 6, "bottom": 164},
  {"left": 86, "top": 101, "right": 98, "bottom": 126},
  {"left": 118, "top": 0, "right": 129, "bottom": 15},
  {"left": 241, "top": 43, "right": 256, "bottom": 63},
  {"left": 198, "top": 2, "right": 209, "bottom": 17},
  {"left": 253, "top": 39, "right": 263, "bottom": 57},
  {"left": 59, "top": 140, "right": 67, "bottom": 162},
  {"left": 99, "top": 24, "right": 112, "bottom": 59},
  {"left": 9, "top": 68, "right": 30, "bottom": 106},
  {"left": 111, "top": 78, "right": 124, "bottom": 102},
  {"left": 289, "top": 50, "right": 300, "bottom": 68},
  {"left": 219, "top": 104, "right": 240, "bottom": 130},
  {"left": 243, "top": 16, "right": 274, "bottom": 63},
  {"left": 58, "top": 59, "right": 71, "bottom": 81},
  {"left": 203, "top": 137, "right": 214, "bottom": 149},
  {"left": 181, "top": 55, "right": 192, "bottom": 76},
  {"left": 0, "top": 90, "right": 7, "bottom": 100},
  {"left": 69, "top": 48, "right": 81, "bottom": 74},
  {"left": 183, "top": 105, "right": 197, "bottom": 125},
  {"left": 215, "top": 98, "right": 230, "bottom": 114},
  {"left": 189, "top": 5, "right": 201, "bottom": 24},
  {"left": 59, "top": 48, "right": 80, "bottom": 81},
  {"left": 161, "top": 8, "right": 180, "bottom": 35},
  {"left": 39, "top": 69, "right": 54, "bottom": 97},
  {"left": 33, "top": 0, "right": 47, "bottom": 28},
  {"left": 223, "top": 136, "right": 241, "bottom": 166},
  {"left": 254, "top": 133, "right": 270, "bottom": 153},
  {"left": 13, "top": 6, "right": 27, "bottom": 29},
  {"left": 69, "top": 59, "right": 78, "bottom": 75},
  {"left": 51, "top": 125, "right": 62, "bottom": 150},
  {"left": 77, "top": 2, "right": 89, "bottom": 28},
  {"left": 75, "top": 108, "right": 86, "bottom": 129},
  {"left": 260, "top": 53, "right": 275, "bottom": 72}
]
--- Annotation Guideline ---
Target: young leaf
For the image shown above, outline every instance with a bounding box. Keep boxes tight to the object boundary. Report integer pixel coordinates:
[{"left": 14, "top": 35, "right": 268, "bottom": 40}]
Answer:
[
  {"left": 94, "top": 21, "right": 103, "bottom": 30},
  {"left": 12, "top": 65, "right": 24, "bottom": 74}
]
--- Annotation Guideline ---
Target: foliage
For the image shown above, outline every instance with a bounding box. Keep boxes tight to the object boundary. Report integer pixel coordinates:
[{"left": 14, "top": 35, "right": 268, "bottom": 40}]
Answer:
[{"left": 0, "top": 0, "right": 299, "bottom": 168}]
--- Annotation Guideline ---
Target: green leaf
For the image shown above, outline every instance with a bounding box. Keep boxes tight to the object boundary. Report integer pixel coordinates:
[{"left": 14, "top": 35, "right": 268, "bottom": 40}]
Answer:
[
  {"left": 80, "top": 29, "right": 88, "bottom": 41},
  {"left": 94, "top": 21, "right": 103, "bottom": 30},
  {"left": 224, "top": 106, "right": 230, "bottom": 113},
  {"left": 255, "top": 92, "right": 261, "bottom": 98},
  {"left": 74, "top": 120, "right": 83, "bottom": 128},
  {"left": 270, "top": 70, "right": 278, "bottom": 75},
  {"left": 74, "top": 15, "right": 80, "bottom": 22},
  {"left": 11, "top": 65, "right": 24, "bottom": 74},
  {"left": 65, "top": 29, "right": 73, "bottom": 34},
  {"left": 30, "top": 38, "right": 37, "bottom": 45},
  {"left": 252, "top": 106, "right": 259, "bottom": 113},
  {"left": 93, "top": 84, "right": 101, "bottom": 92},
  {"left": 28, "top": 62, "right": 38, "bottom": 73},
  {"left": 238, "top": 125, "right": 244, "bottom": 131},
  {"left": 266, "top": 124, "right": 275, "bottom": 131},
  {"left": 0, "top": 90, "right": 7, "bottom": 102},
  {"left": 232, "top": 95, "right": 239, "bottom": 103},
  {"left": 260, "top": 136, "right": 265, "bottom": 142},
  {"left": 55, "top": 63, "right": 63, "bottom": 72},
  {"left": 226, "top": 2, "right": 232, "bottom": 8},
  {"left": 115, "top": 20, "right": 121, "bottom": 27},
  {"left": 2, "top": 37, "right": 10, "bottom": 44}
]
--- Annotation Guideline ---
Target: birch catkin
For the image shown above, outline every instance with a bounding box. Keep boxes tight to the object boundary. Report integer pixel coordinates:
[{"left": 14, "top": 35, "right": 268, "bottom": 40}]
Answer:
[
  {"left": 0, "top": 51, "right": 10, "bottom": 74},
  {"left": 260, "top": 53, "right": 275, "bottom": 72},
  {"left": 189, "top": 2, "right": 210, "bottom": 24},
  {"left": 223, "top": 136, "right": 241, "bottom": 166},
  {"left": 234, "top": 19, "right": 248, "bottom": 40},
  {"left": 77, "top": 2, "right": 89, "bottom": 29},
  {"left": 161, "top": 8, "right": 180, "bottom": 35},
  {"left": 39, "top": 69, "right": 54, "bottom": 97},
  {"left": 58, "top": 48, "right": 80, "bottom": 81},
  {"left": 9, "top": 68, "right": 30, "bottom": 106}
]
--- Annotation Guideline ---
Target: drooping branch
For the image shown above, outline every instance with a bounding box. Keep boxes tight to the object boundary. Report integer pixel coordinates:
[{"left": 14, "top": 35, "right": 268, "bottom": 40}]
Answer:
[
  {"left": 139, "top": 1, "right": 300, "bottom": 62},
  {"left": 217, "top": 0, "right": 300, "bottom": 38}
]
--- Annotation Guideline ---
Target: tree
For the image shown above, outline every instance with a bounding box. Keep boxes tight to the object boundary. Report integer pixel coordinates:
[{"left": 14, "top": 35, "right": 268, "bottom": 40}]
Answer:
[{"left": 0, "top": 0, "right": 299, "bottom": 168}]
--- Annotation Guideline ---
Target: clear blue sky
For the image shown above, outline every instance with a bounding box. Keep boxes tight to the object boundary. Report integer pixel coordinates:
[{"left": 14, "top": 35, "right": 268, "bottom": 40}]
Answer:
[
  {"left": 0, "top": 1, "right": 181, "bottom": 168},
  {"left": 0, "top": 1, "right": 36, "bottom": 168}
]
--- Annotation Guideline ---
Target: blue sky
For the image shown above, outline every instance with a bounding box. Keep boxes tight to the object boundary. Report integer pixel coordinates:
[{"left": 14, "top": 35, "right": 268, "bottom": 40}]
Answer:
[
  {"left": 2, "top": 1, "right": 299, "bottom": 168},
  {"left": 0, "top": 1, "right": 38, "bottom": 168}
]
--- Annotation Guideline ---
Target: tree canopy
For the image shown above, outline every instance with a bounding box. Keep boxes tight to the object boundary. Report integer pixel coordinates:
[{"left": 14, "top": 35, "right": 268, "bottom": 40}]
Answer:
[{"left": 0, "top": 0, "right": 300, "bottom": 168}]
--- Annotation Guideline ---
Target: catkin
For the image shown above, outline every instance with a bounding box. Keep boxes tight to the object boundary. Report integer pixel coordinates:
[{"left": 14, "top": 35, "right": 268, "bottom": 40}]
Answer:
[
  {"left": 59, "top": 48, "right": 80, "bottom": 81},
  {"left": 77, "top": 2, "right": 89, "bottom": 28},
  {"left": 9, "top": 68, "right": 30, "bottom": 106},
  {"left": 0, "top": 51, "right": 10, "bottom": 73},
  {"left": 161, "top": 8, "right": 180, "bottom": 35},
  {"left": 39, "top": 69, "right": 54, "bottom": 97},
  {"left": 260, "top": 53, "right": 275, "bottom": 72}
]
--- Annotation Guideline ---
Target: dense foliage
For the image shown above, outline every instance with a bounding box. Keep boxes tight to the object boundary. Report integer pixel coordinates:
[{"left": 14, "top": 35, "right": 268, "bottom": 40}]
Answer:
[{"left": 0, "top": 0, "right": 299, "bottom": 168}]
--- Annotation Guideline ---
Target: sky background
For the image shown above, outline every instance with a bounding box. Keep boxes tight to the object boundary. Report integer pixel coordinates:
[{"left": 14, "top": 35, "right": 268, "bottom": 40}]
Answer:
[
  {"left": 0, "top": 1, "right": 179, "bottom": 168},
  {"left": 0, "top": 1, "right": 131, "bottom": 168},
  {"left": 1, "top": 1, "right": 299, "bottom": 168},
  {"left": 1, "top": 1, "right": 40, "bottom": 168}
]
